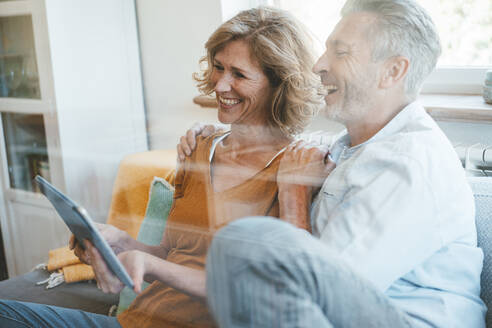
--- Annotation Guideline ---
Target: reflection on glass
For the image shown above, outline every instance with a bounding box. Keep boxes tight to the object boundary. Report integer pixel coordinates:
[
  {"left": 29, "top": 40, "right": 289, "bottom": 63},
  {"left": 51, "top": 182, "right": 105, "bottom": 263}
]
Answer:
[
  {"left": 2, "top": 112, "right": 49, "bottom": 192},
  {"left": 0, "top": 15, "right": 40, "bottom": 99}
]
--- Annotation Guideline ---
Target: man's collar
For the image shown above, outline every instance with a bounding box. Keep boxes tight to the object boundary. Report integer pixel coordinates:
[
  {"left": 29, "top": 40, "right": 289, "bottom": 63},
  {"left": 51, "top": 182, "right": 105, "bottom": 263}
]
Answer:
[{"left": 331, "top": 100, "right": 424, "bottom": 161}]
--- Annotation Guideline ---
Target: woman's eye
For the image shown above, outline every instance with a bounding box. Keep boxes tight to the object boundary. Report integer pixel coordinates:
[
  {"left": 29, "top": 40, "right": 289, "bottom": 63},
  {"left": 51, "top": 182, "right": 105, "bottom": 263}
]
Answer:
[
  {"left": 335, "top": 51, "right": 348, "bottom": 57},
  {"left": 234, "top": 71, "right": 245, "bottom": 78},
  {"left": 213, "top": 64, "right": 224, "bottom": 71}
]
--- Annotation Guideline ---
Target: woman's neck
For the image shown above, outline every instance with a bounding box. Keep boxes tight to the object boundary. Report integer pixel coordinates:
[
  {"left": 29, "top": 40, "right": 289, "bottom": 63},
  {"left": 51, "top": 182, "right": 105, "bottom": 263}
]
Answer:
[{"left": 224, "top": 123, "right": 292, "bottom": 154}]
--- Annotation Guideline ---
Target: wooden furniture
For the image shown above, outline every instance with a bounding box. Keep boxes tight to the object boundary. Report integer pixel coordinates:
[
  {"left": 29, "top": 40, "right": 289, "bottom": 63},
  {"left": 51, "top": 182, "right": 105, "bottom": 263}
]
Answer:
[{"left": 0, "top": 0, "right": 147, "bottom": 277}]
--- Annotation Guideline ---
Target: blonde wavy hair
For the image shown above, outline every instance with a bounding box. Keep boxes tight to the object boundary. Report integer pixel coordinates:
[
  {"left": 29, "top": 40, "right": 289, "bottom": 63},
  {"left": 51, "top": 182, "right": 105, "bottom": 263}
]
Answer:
[{"left": 194, "top": 6, "right": 322, "bottom": 136}]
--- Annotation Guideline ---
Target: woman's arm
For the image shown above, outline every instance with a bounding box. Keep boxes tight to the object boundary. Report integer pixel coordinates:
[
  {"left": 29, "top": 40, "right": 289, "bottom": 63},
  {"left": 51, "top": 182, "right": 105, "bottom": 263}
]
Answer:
[
  {"left": 85, "top": 242, "right": 205, "bottom": 300},
  {"left": 279, "top": 185, "right": 313, "bottom": 232},
  {"left": 140, "top": 251, "right": 206, "bottom": 300},
  {"left": 70, "top": 223, "right": 169, "bottom": 264},
  {"left": 277, "top": 140, "right": 335, "bottom": 231}
]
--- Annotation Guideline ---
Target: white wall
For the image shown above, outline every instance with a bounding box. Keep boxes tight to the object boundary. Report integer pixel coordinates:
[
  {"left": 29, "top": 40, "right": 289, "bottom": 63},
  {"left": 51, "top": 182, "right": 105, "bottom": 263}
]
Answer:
[
  {"left": 46, "top": 0, "right": 147, "bottom": 220},
  {"left": 135, "top": 0, "right": 223, "bottom": 150}
]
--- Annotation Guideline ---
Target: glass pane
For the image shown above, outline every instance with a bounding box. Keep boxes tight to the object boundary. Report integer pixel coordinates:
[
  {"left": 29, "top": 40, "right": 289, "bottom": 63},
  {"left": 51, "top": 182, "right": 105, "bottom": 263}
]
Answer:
[
  {"left": 2, "top": 112, "right": 50, "bottom": 192},
  {"left": 273, "top": 0, "right": 492, "bottom": 68},
  {"left": 0, "top": 15, "right": 40, "bottom": 99},
  {"left": 421, "top": 0, "right": 492, "bottom": 67}
]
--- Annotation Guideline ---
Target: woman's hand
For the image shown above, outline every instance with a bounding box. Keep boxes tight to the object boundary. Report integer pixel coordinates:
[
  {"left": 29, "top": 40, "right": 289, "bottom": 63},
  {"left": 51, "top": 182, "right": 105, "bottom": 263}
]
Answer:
[
  {"left": 177, "top": 123, "right": 227, "bottom": 161},
  {"left": 84, "top": 240, "right": 125, "bottom": 294},
  {"left": 69, "top": 223, "right": 132, "bottom": 265},
  {"left": 118, "top": 250, "right": 147, "bottom": 294},
  {"left": 84, "top": 241, "right": 148, "bottom": 294}
]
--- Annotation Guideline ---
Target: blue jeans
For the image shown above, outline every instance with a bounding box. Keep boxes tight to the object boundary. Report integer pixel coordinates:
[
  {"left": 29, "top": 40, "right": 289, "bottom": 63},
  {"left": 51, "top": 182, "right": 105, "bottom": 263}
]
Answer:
[
  {"left": 206, "top": 217, "right": 413, "bottom": 328},
  {"left": 0, "top": 300, "right": 121, "bottom": 328}
]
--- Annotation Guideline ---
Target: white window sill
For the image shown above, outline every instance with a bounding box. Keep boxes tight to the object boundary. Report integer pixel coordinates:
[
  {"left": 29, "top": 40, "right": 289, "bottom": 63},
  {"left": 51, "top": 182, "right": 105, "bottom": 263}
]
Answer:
[
  {"left": 419, "top": 94, "right": 492, "bottom": 123},
  {"left": 194, "top": 94, "right": 492, "bottom": 124}
]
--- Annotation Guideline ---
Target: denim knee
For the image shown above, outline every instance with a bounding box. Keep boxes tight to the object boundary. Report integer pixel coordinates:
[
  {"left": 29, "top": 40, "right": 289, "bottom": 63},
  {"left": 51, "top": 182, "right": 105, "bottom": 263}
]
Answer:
[
  {"left": 208, "top": 215, "right": 318, "bottom": 273},
  {"left": 214, "top": 216, "right": 302, "bottom": 247}
]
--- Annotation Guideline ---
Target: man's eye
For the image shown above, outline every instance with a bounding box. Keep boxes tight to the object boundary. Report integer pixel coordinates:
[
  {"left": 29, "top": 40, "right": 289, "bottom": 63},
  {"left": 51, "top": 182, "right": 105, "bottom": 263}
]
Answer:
[
  {"left": 234, "top": 72, "right": 245, "bottom": 78},
  {"left": 335, "top": 51, "right": 348, "bottom": 57}
]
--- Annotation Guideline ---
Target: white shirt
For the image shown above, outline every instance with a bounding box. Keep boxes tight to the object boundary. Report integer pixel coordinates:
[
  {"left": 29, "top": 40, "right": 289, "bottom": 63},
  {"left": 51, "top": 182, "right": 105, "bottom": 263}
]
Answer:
[{"left": 311, "top": 101, "right": 487, "bottom": 328}]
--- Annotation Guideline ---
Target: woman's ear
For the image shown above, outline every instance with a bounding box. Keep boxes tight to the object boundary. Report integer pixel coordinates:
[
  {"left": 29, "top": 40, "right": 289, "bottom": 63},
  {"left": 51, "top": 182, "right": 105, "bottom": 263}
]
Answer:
[{"left": 379, "top": 56, "right": 409, "bottom": 89}]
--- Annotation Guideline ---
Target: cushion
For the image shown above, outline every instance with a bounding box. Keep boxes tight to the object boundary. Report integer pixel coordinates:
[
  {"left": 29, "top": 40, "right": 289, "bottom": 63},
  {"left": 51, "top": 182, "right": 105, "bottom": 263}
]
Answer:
[
  {"left": 116, "top": 177, "right": 174, "bottom": 314},
  {"left": 106, "top": 149, "right": 177, "bottom": 239},
  {"left": 468, "top": 177, "right": 492, "bottom": 327}
]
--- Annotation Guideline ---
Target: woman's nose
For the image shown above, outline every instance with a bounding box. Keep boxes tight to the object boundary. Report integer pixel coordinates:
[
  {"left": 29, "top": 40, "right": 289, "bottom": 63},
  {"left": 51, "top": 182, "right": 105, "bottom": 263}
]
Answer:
[{"left": 215, "top": 74, "right": 232, "bottom": 92}]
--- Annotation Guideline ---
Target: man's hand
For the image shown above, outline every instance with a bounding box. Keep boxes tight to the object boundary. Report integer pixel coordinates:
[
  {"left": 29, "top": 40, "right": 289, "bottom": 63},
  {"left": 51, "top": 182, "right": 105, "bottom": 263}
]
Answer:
[
  {"left": 278, "top": 140, "right": 335, "bottom": 194},
  {"left": 69, "top": 223, "right": 131, "bottom": 265},
  {"left": 177, "top": 123, "right": 227, "bottom": 161}
]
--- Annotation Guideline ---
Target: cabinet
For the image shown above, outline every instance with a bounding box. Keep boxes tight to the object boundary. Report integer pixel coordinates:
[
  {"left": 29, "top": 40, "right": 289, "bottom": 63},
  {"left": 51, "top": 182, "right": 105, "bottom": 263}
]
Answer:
[{"left": 0, "top": 0, "right": 147, "bottom": 277}]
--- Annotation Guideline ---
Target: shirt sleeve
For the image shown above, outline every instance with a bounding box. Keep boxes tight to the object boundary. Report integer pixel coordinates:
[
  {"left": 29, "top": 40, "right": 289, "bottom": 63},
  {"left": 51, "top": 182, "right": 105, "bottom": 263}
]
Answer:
[{"left": 318, "top": 154, "right": 442, "bottom": 291}]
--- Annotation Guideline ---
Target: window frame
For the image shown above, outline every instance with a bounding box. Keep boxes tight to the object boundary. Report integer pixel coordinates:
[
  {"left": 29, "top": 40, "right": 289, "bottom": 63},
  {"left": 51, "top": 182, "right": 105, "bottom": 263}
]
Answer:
[{"left": 421, "top": 67, "right": 488, "bottom": 95}]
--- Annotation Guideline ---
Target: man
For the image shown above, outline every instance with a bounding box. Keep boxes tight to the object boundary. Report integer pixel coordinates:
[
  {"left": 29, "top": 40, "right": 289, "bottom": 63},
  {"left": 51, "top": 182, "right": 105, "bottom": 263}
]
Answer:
[{"left": 181, "top": 0, "right": 486, "bottom": 327}]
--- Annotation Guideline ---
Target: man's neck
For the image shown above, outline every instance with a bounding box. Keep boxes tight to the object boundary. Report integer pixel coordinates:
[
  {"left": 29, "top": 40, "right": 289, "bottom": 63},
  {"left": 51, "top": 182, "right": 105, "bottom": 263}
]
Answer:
[{"left": 346, "top": 98, "right": 411, "bottom": 147}]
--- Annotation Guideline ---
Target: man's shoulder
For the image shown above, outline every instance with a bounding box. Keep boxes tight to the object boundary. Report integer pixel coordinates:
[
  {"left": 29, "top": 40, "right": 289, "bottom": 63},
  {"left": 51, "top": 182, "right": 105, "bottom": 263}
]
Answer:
[
  {"left": 346, "top": 123, "right": 466, "bottom": 193},
  {"left": 360, "top": 119, "right": 457, "bottom": 168}
]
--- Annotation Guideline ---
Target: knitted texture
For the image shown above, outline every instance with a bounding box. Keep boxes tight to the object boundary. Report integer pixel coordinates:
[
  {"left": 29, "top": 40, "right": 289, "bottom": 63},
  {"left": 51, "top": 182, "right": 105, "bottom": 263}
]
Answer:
[{"left": 116, "top": 177, "right": 174, "bottom": 314}]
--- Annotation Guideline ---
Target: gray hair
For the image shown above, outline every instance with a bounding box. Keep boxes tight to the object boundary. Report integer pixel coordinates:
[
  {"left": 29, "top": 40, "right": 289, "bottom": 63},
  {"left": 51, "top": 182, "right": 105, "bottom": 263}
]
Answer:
[{"left": 341, "top": 0, "right": 441, "bottom": 99}]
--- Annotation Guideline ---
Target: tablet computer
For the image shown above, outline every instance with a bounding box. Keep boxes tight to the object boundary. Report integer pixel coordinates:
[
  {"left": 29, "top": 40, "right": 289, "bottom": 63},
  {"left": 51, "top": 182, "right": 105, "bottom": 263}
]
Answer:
[{"left": 35, "top": 175, "right": 134, "bottom": 289}]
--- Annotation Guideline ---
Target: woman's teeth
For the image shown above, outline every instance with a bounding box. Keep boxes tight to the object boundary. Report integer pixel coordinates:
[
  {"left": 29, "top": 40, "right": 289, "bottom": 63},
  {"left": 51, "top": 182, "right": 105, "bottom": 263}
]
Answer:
[
  {"left": 325, "top": 84, "right": 338, "bottom": 95},
  {"left": 219, "top": 96, "right": 241, "bottom": 106}
]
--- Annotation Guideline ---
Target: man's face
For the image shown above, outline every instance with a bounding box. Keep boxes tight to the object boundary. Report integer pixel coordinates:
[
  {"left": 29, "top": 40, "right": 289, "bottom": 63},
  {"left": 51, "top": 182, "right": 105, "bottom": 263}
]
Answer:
[{"left": 313, "top": 12, "right": 383, "bottom": 124}]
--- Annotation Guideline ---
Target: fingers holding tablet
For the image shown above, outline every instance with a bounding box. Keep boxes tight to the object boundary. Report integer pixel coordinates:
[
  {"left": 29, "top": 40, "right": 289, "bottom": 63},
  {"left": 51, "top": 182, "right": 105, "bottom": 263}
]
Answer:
[
  {"left": 118, "top": 250, "right": 146, "bottom": 294},
  {"left": 69, "top": 234, "right": 90, "bottom": 264},
  {"left": 84, "top": 240, "right": 124, "bottom": 294}
]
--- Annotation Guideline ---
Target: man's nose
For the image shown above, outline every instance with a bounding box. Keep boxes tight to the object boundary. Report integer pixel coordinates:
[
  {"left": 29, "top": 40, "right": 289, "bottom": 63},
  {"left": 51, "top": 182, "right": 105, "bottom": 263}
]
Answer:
[
  {"left": 215, "top": 74, "right": 232, "bottom": 92},
  {"left": 313, "top": 51, "right": 330, "bottom": 75}
]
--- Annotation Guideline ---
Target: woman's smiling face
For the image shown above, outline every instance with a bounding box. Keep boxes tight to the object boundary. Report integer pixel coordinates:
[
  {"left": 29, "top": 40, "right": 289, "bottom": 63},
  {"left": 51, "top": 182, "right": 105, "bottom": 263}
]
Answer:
[{"left": 211, "top": 40, "right": 273, "bottom": 127}]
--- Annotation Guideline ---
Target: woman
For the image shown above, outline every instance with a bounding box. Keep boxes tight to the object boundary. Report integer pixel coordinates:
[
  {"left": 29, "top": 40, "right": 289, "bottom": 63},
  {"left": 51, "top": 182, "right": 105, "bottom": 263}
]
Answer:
[{"left": 0, "top": 6, "right": 321, "bottom": 328}]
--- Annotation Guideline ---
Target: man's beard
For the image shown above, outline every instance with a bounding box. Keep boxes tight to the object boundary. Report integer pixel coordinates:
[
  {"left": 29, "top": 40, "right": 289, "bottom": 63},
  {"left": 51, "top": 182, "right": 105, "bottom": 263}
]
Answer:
[{"left": 323, "top": 73, "right": 376, "bottom": 125}]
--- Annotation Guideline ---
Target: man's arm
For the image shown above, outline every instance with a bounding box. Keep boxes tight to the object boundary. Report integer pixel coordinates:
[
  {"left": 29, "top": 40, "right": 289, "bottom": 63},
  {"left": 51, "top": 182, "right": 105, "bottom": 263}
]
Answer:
[{"left": 177, "top": 123, "right": 228, "bottom": 160}]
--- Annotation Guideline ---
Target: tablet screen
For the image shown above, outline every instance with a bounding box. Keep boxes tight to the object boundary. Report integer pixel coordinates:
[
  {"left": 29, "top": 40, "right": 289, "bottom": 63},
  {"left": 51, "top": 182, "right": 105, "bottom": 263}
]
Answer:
[{"left": 35, "top": 175, "right": 134, "bottom": 289}]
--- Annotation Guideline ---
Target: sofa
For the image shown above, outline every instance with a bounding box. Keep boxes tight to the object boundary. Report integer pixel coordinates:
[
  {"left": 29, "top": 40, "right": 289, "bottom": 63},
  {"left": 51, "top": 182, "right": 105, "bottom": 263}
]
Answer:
[
  {"left": 0, "top": 151, "right": 491, "bottom": 326},
  {"left": 470, "top": 177, "right": 492, "bottom": 326}
]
